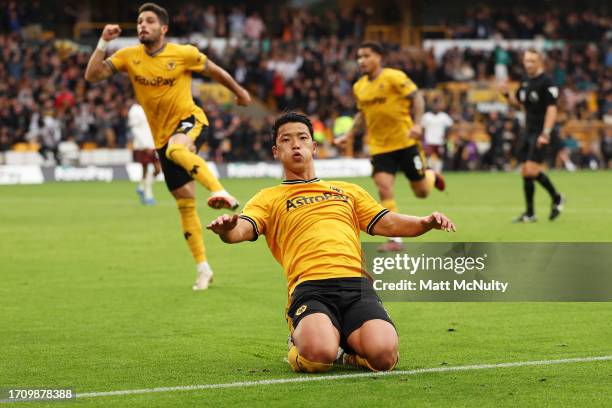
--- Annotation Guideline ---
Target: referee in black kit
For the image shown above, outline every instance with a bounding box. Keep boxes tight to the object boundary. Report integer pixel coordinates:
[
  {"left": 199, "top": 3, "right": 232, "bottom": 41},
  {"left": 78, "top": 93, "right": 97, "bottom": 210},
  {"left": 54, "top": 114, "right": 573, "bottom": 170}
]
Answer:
[{"left": 501, "top": 48, "right": 564, "bottom": 222}]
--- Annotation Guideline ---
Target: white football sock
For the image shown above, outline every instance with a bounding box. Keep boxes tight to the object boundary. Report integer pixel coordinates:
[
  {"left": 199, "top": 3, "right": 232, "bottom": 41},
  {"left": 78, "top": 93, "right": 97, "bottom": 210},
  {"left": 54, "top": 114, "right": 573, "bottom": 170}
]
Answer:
[
  {"left": 197, "top": 261, "right": 212, "bottom": 273},
  {"left": 144, "top": 170, "right": 154, "bottom": 200}
]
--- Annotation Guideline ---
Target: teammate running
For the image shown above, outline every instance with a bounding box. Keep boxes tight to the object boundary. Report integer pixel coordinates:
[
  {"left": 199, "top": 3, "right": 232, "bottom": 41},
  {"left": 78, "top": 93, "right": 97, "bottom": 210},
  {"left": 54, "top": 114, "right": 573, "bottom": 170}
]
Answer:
[{"left": 335, "top": 42, "right": 445, "bottom": 252}]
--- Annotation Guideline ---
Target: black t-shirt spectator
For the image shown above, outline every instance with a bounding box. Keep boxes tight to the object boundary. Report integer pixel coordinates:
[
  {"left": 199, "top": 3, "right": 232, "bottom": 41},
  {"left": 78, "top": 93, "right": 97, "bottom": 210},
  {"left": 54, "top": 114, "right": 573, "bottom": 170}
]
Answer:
[{"left": 487, "top": 115, "right": 504, "bottom": 152}]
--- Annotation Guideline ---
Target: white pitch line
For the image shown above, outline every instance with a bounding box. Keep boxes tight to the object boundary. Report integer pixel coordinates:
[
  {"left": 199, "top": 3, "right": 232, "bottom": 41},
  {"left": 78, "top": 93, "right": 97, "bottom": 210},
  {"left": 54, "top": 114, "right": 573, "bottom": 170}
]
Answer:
[{"left": 71, "top": 355, "right": 612, "bottom": 400}]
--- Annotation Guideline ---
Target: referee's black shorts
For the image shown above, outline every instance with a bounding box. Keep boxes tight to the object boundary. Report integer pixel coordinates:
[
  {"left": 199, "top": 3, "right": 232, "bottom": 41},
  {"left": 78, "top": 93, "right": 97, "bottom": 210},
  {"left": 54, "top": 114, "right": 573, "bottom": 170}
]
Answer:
[
  {"left": 517, "top": 130, "right": 550, "bottom": 164},
  {"left": 286, "top": 277, "right": 396, "bottom": 354},
  {"left": 371, "top": 144, "right": 426, "bottom": 181},
  {"left": 156, "top": 115, "right": 208, "bottom": 191}
]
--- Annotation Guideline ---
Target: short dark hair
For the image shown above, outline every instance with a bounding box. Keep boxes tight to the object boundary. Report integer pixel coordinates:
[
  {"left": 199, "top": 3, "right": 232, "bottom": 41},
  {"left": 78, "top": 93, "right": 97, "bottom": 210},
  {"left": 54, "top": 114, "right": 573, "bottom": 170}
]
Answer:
[
  {"left": 272, "top": 112, "right": 314, "bottom": 145},
  {"left": 358, "top": 41, "right": 384, "bottom": 56},
  {"left": 138, "top": 2, "right": 169, "bottom": 26},
  {"left": 525, "top": 47, "right": 545, "bottom": 60}
]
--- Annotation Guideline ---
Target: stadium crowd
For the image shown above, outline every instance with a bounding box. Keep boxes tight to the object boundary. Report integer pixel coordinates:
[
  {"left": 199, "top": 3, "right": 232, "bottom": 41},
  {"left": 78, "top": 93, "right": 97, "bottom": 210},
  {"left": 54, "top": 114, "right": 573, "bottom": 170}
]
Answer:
[
  {"left": 1, "top": 2, "right": 610, "bottom": 169},
  {"left": 442, "top": 7, "right": 611, "bottom": 41}
]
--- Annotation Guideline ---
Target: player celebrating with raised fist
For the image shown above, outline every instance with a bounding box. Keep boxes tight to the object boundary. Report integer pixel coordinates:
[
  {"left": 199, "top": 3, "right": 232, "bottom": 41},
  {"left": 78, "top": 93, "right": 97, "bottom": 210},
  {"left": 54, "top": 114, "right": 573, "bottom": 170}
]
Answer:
[{"left": 85, "top": 3, "right": 251, "bottom": 290}]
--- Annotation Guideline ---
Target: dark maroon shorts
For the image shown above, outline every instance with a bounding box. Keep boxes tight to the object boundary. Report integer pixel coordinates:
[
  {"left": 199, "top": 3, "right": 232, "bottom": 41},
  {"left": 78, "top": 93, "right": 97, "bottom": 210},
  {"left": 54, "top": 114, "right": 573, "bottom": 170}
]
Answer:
[
  {"left": 425, "top": 144, "right": 445, "bottom": 158},
  {"left": 133, "top": 149, "right": 158, "bottom": 165}
]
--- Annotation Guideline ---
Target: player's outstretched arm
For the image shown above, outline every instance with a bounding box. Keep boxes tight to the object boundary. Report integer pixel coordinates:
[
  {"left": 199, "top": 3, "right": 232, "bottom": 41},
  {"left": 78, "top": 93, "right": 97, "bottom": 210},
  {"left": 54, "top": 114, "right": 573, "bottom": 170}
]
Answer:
[
  {"left": 371, "top": 211, "right": 456, "bottom": 237},
  {"left": 204, "top": 60, "right": 251, "bottom": 106},
  {"left": 206, "top": 214, "right": 256, "bottom": 243},
  {"left": 84, "top": 24, "right": 121, "bottom": 83}
]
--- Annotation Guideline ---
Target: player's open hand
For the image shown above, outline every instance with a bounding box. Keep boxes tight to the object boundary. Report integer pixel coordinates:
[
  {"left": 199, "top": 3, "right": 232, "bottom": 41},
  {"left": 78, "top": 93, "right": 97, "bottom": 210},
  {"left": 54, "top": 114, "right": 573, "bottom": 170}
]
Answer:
[
  {"left": 236, "top": 88, "right": 251, "bottom": 106},
  {"left": 207, "top": 214, "right": 239, "bottom": 234},
  {"left": 334, "top": 134, "right": 350, "bottom": 148},
  {"left": 102, "top": 24, "right": 122, "bottom": 41},
  {"left": 537, "top": 135, "right": 550, "bottom": 147},
  {"left": 409, "top": 124, "right": 423, "bottom": 140},
  {"left": 421, "top": 211, "right": 456, "bottom": 232}
]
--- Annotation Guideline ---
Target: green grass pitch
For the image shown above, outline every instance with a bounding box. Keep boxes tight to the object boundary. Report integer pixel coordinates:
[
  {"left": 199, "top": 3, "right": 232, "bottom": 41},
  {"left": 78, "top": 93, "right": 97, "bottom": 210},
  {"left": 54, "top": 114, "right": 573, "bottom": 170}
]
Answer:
[{"left": 1, "top": 171, "right": 611, "bottom": 407}]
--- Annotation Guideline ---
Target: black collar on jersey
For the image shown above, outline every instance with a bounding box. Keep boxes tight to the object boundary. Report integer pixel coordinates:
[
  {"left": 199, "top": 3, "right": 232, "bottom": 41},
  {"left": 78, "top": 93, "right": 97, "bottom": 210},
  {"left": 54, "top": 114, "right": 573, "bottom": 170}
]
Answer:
[
  {"left": 526, "top": 71, "right": 545, "bottom": 81},
  {"left": 281, "top": 178, "right": 320, "bottom": 185},
  {"left": 145, "top": 43, "right": 167, "bottom": 57}
]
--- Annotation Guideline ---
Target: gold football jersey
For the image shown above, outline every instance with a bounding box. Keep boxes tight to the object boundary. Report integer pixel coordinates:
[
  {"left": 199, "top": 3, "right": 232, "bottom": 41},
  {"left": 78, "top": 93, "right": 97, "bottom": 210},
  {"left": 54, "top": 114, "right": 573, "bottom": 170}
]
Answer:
[
  {"left": 240, "top": 178, "right": 389, "bottom": 296},
  {"left": 106, "top": 43, "right": 209, "bottom": 148},
  {"left": 353, "top": 68, "right": 419, "bottom": 155}
]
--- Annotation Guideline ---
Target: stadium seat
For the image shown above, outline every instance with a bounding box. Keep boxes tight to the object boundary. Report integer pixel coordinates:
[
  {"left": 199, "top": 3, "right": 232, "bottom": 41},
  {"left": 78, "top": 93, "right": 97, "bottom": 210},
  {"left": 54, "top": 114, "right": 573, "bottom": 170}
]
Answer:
[
  {"left": 12, "top": 143, "right": 29, "bottom": 152},
  {"left": 82, "top": 142, "right": 98, "bottom": 151}
]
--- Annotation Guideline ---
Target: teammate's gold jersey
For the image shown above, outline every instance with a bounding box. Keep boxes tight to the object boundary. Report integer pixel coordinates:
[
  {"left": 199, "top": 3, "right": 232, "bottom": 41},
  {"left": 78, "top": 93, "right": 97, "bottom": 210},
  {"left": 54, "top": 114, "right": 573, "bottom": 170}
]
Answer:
[
  {"left": 106, "top": 43, "right": 209, "bottom": 148},
  {"left": 353, "top": 68, "right": 419, "bottom": 155},
  {"left": 240, "top": 178, "right": 388, "bottom": 296}
]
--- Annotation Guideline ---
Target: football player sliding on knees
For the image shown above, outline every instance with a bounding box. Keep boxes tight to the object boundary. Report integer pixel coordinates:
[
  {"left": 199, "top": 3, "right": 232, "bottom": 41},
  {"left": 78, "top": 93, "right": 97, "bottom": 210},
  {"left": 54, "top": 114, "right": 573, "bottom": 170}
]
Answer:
[{"left": 208, "top": 112, "right": 455, "bottom": 373}]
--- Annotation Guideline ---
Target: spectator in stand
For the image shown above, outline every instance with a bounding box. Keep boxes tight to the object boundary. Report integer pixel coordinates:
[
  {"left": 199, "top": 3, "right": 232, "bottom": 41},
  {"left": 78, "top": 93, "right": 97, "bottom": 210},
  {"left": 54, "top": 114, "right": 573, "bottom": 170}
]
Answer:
[
  {"left": 28, "top": 101, "right": 61, "bottom": 164},
  {"left": 0, "top": 127, "right": 11, "bottom": 152},
  {"left": 556, "top": 133, "right": 579, "bottom": 171},
  {"left": 599, "top": 127, "right": 612, "bottom": 168},
  {"left": 462, "top": 133, "right": 480, "bottom": 171},
  {"left": 201, "top": 5, "right": 216, "bottom": 38},
  {"left": 482, "top": 111, "right": 505, "bottom": 170},
  {"left": 57, "top": 135, "right": 79, "bottom": 165},
  {"left": 227, "top": 6, "right": 246, "bottom": 39},
  {"left": 244, "top": 11, "right": 266, "bottom": 41}
]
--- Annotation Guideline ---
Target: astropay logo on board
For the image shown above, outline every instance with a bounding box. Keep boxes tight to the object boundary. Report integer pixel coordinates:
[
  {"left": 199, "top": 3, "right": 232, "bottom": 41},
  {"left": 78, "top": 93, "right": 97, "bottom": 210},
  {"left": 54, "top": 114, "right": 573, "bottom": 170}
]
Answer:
[{"left": 54, "top": 166, "right": 113, "bottom": 182}]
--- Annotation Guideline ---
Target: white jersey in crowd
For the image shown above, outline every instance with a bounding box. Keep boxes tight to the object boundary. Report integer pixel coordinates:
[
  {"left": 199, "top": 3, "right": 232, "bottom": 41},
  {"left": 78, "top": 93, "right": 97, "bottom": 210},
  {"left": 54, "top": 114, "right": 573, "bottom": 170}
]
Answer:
[
  {"left": 422, "top": 111, "right": 454, "bottom": 146},
  {"left": 128, "top": 104, "right": 155, "bottom": 150}
]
